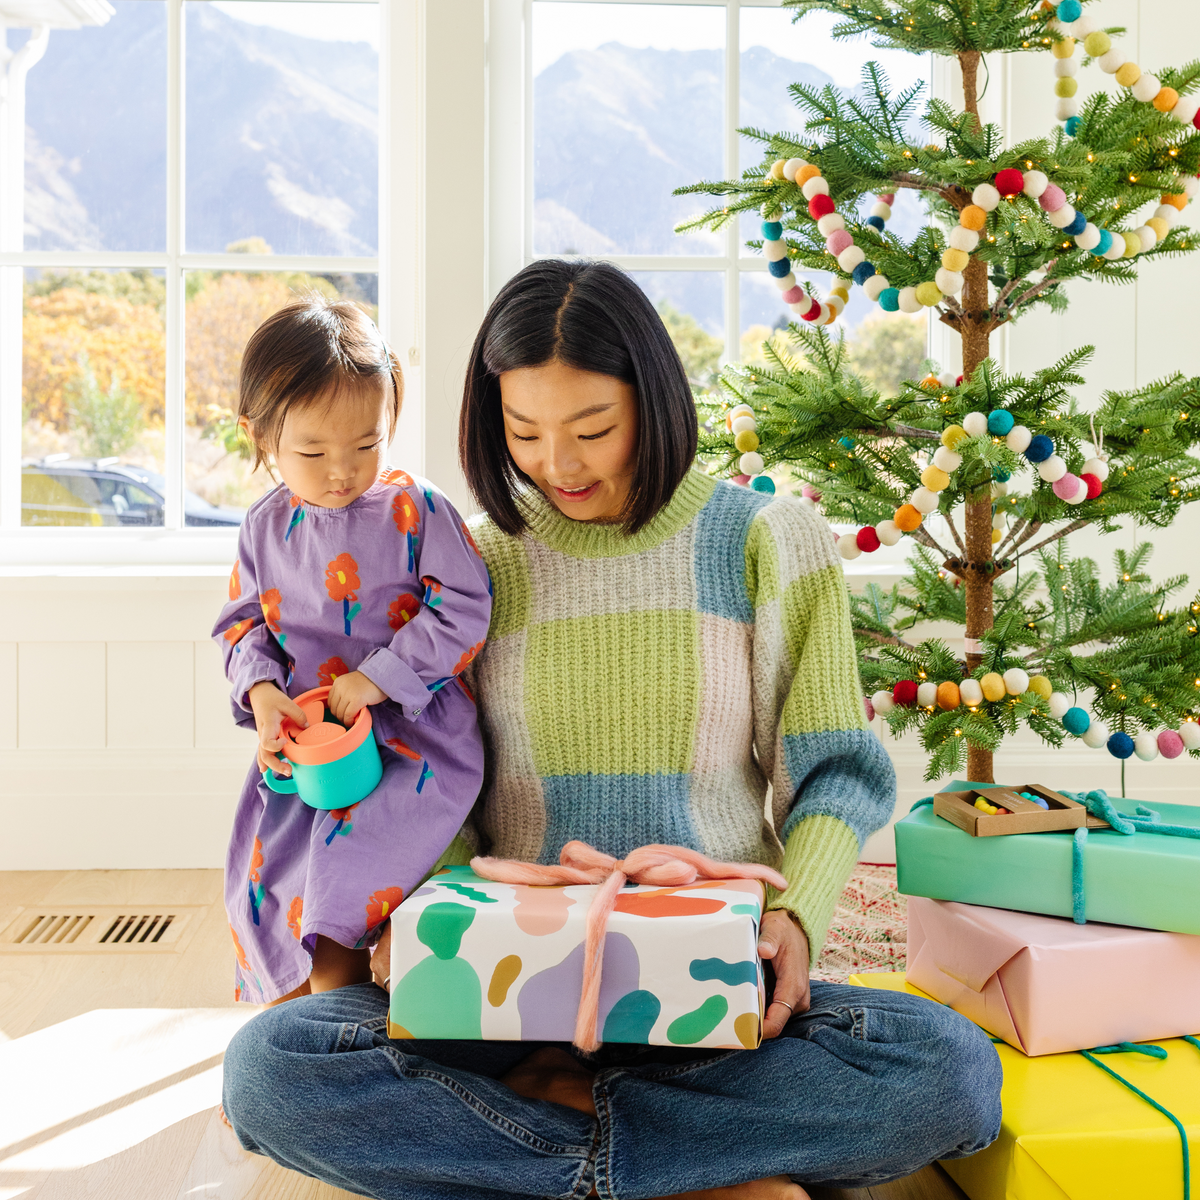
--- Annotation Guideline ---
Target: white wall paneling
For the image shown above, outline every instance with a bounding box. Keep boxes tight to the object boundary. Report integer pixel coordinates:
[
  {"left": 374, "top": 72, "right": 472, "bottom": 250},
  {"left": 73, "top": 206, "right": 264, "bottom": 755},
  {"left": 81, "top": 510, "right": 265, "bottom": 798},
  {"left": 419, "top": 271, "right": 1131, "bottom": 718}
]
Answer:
[{"left": 0, "top": 640, "right": 16, "bottom": 749}]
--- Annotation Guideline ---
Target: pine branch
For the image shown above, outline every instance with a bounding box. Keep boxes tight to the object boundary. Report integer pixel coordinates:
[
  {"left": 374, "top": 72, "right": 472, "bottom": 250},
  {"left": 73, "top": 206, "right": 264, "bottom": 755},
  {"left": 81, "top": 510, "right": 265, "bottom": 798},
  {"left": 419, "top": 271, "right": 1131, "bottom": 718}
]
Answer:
[{"left": 943, "top": 510, "right": 968, "bottom": 557}]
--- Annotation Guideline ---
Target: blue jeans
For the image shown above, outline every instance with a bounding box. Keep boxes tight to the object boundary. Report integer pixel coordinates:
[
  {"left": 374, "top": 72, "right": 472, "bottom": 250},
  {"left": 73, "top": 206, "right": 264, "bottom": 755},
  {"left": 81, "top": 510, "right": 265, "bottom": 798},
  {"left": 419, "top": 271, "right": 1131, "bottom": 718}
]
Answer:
[{"left": 222, "top": 980, "right": 1001, "bottom": 1199}]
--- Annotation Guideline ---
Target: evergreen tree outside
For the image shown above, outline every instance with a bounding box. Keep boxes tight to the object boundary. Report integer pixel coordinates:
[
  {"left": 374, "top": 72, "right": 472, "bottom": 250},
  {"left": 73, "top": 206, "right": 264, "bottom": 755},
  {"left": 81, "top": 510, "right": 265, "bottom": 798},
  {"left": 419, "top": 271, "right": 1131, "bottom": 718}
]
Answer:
[{"left": 680, "top": 0, "right": 1200, "bottom": 783}]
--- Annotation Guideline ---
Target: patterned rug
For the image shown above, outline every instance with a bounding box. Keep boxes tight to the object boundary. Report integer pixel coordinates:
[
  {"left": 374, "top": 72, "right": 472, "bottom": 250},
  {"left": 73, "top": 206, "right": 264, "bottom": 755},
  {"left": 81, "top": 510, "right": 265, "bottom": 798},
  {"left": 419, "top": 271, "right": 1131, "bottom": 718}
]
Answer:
[{"left": 813, "top": 864, "right": 908, "bottom": 983}]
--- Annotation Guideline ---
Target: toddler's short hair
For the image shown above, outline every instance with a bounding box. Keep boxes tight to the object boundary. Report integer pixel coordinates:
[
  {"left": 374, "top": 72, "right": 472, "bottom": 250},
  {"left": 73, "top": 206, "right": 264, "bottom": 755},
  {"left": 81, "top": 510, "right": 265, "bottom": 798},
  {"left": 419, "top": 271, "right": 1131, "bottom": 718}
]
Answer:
[{"left": 238, "top": 295, "right": 403, "bottom": 473}]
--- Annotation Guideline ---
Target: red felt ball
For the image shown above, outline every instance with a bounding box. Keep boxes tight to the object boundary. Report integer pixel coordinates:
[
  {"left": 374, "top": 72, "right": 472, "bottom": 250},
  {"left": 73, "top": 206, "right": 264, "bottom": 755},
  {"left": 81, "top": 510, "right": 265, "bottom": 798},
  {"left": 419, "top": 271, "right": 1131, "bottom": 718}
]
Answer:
[
  {"left": 808, "top": 193, "right": 835, "bottom": 220},
  {"left": 1081, "top": 472, "right": 1103, "bottom": 499},
  {"left": 955, "top": 374, "right": 964, "bottom": 386},
  {"left": 893, "top": 680, "right": 919, "bottom": 707},
  {"left": 801, "top": 299, "right": 822, "bottom": 322},
  {"left": 1194, "top": 109, "right": 1200, "bottom": 130},
  {"left": 856, "top": 525, "right": 881, "bottom": 553},
  {"left": 995, "top": 168, "right": 1025, "bottom": 197}
]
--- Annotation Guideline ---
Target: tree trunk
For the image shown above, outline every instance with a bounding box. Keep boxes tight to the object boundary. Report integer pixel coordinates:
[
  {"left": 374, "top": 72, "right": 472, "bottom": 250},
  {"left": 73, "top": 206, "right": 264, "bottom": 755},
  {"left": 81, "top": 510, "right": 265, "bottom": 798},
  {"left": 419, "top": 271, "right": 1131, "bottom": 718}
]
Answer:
[{"left": 958, "top": 50, "right": 996, "bottom": 784}]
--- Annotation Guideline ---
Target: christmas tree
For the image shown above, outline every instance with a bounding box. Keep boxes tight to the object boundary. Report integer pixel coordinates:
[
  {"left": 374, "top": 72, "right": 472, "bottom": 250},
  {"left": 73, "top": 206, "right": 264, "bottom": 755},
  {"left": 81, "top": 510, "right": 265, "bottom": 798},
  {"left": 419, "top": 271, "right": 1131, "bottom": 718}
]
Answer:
[{"left": 679, "top": 0, "right": 1200, "bottom": 783}]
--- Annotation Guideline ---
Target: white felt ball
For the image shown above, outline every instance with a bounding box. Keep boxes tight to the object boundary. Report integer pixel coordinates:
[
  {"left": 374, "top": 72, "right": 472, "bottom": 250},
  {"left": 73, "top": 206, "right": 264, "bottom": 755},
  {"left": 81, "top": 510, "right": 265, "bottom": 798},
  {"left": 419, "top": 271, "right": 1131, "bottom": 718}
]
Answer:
[
  {"left": 917, "top": 682, "right": 939, "bottom": 708},
  {"left": 1133, "top": 224, "right": 1157, "bottom": 249},
  {"left": 801, "top": 176, "right": 830, "bottom": 200},
  {"left": 1056, "top": 98, "right": 1080, "bottom": 121},
  {"left": 1180, "top": 722, "right": 1200, "bottom": 750},
  {"left": 933, "top": 446, "right": 962, "bottom": 473},
  {"left": 789, "top": 298, "right": 812, "bottom": 315},
  {"left": 1054, "top": 58, "right": 1078, "bottom": 78},
  {"left": 1174, "top": 98, "right": 1200, "bottom": 126},
  {"left": 761, "top": 204, "right": 783, "bottom": 220},
  {"left": 993, "top": 511, "right": 1007, "bottom": 530},
  {"left": 837, "top": 533, "right": 861, "bottom": 560},
  {"left": 863, "top": 275, "right": 889, "bottom": 301},
  {"left": 827, "top": 294, "right": 846, "bottom": 315},
  {"left": 817, "top": 213, "right": 846, "bottom": 236},
  {"left": 1037, "top": 455, "right": 1068, "bottom": 483},
  {"left": 1134, "top": 730, "right": 1160, "bottom": 761},
  {"left": 1049, "top": 205, "right": 1078, "bottom": 229},
  {"left": 837, "top": 245, "right": 866, "bottom": 272},
  {"left": 800, "top": 496, "right": 816, "bottom": 509},
  {"left": 1075, "top": 223, "right": 1101, "bottom": 251},
  {"left": 1003, "top": 667, "right": 1030, "bottom": 696},
  {"left": 872, "top": 689, "right": 895, "bottom": 716},
  {"left": 1023, "top": 171, "right": 1049, "bottom": 199},
  {"left": 730, "top": 404, "right": 754, "bottom": 418},
  {"left": 1082, "top": 457, "right": 1109, "bottom": 482},
  {"left": 935, "top": 269, "right": 965, "bottom": 296},
  {"left": 1070, "top": 16, "right": 1097, "bottom": 36},
  {"left": 1155, "top": 205, "right": 1180, "bottom": 227},
  {"left": 871, "top": 202, "right": 893, "bottom": 221},
  {"left": 960, "top": 679, "right": 984, "bottom": 707},
  {"left": 963, "top": 412, "right": 989, "bottom": 437},
  {"left": 1186, "top": 179, "right": 1200, "bottom": 199},
  {"left": 1102, "top": 234, "right": 1126, "bottom": 260},
  {"left": 938, "top": 371, "right": 957, "bottom": 388},
  {"left": 1082, "top": 720, "right": 1111, "bottom": 749},
  {"left": 1049, "top": 692, "right": 1071, "bottom": 720},
  {"left": 783, "top": 157, "right": 807, "bottom": 181},
  {"left": 773, "top": 272, "right": 797, "bottom": 291},
  {"left": 898, "top": 287, "right": 922, "bottom": 314},
  {"left": 739, "top": 451, "right": 764, "bottom": 476},
  {"left": 763, "top": 240, "right": 788, "bottom": 261},
  {"left": 1098, "top": 48, "right": 1126, "bottom": 74},
  {"left": 1006, "top": 425, "right": 1033, "bottom": 453},
  {"left": 911, "top": 487, "right": 939, "bottom": 515},
  {"left": 972, "top": 183, "right": 1001, "bottom": 212},
  {"left": 1131, "top": 73, "right": 1161, "bottom": 103},
  {"left": 949, "top": 226, "right": 980, "bottom": 252},
  {"left": 875, "top": 519, "right": 903, "bottom": 547},
  {"left": 731, "top": 416, "right": 757, "bottom": 435},
  {"left": 1066, "top": 477, "right": 1088, "bottom": 504},
  {"left": 816, "top": 303, "right": 831, "bottom": 323}
]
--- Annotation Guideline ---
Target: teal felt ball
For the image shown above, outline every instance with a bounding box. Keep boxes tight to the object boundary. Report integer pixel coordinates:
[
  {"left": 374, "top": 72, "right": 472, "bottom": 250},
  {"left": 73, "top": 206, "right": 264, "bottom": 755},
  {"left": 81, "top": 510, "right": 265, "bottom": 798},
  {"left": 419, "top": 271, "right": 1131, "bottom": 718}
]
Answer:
[
  {"left": 1065, "top": 116, "right": 1082, "bottom": 137},
  {"left": 749, "top": 475, "right": 776, "bottom": 494},
  {"left": 1062, "top": 707, "right": 1090, "bottom": 736},
  {"left": 1057, "top": 0, "right": 1082, "bottom": 21},
  {"left": 762, "top": 221, "right": 783, "bottom": 240},
  {"left": 838, "top": 436, "right": 856, "bottom": 450},
  {"left": 992, "top": 466, "right": 1011, "bottom": 483},
  {"left": 879, "top": 288, "right": 900, "bottom": 312},
  {"left": 987, "top": 410, "right": 1015, "bottom": 436}
]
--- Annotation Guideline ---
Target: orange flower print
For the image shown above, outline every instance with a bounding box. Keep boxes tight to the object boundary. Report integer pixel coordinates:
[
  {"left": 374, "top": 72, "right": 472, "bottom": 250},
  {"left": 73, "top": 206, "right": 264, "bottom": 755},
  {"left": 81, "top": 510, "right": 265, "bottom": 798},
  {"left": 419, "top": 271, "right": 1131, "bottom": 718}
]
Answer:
[
  {"left": 248, "top": 837, "right": 265, "bottom": 926},
  {"left": 230, "top": 924, "right": 250, "bottom": 971},
  {"left": 388, "top": 592, "right": 420, "bottom": 631},
  {"left": 286, "top": 494, "right": 306, "bottom": 541},
  {"left": 393, "top": 492, "right": 420, "bottom": 571},
  {"left": 385, "top": 736, "right": 421, "bottom": 761},
  {"left": 458, "top": 676, "right": 476, "bottom": 704},
  {"left": 380, "top": 469, "right": 414, "bottom": 488},
  {"left": 260, "top": 588, "right": 283, "bottom": 634},
  {"left": 229, "top": 560, "right": 242, "bottom": 600},
  {"left": 223, "top": 617, "right": 254, "bottom": 646},
  {"left": 453, "top": 640, "right": 485, "bottom": 676},
  {"left": 461, "top": 521, "right": 483, "bottom": 558},
  {"left": 287, "top": 896, "right": 303, "bottom": 940},
  {"left": 318, "top": 655, "right": 351, "bottom": 686},
  {"left": 249, "top": 836, "right": 264, "bottom": 884},
  {"left": 365, "top": 887, "right": 404, "bottom": 931},
  {"left": 326, "top": 553, "right": 362, "bottom": 635}
]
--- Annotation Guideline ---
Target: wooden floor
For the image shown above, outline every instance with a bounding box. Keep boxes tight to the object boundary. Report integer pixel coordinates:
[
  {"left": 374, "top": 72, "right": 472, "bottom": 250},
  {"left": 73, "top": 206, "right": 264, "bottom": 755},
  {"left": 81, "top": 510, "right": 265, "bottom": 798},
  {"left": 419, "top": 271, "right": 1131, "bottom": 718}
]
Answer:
[{"left": 0, "top": 870, "right": 967, "bottom": 1200}]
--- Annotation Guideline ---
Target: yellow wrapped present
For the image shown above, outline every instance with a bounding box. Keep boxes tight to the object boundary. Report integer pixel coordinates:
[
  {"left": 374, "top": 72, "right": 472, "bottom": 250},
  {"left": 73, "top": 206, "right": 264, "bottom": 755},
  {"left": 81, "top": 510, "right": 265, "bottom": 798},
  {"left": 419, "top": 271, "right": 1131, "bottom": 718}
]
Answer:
[{"left": 851, "top": 972, "right": 1200, "bottom": 1200}]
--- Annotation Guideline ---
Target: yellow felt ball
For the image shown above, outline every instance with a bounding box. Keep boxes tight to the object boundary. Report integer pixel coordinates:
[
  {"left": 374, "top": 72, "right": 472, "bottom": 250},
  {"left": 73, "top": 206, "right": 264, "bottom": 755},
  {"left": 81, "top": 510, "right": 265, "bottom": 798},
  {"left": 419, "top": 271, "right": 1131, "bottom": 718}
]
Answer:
[
  {"left": 1052, "top": 36, "right": 1076, "bottom": 58},
  {"left": 960, "top": 206, "right": 987, "bottom": 231},
  {"left": 1123, "top": 232, "right": 1141, "bottom": 257},
  {"left": 937, "top": 681, "right": 961, "bottom": 710},
  {"left": 915, "top": 281, "right": 943, "bottom": 307},
  {"left": 1146, "top": 216, "right": 1170, "bottom": 242},
  {"left": 1083, "top": 31, "right": 1111, "bottom": 57},
  {"left": 980, "top": 672, "right": 1007, "bottom": 702},
  {"left": 991, "top": 528, "right": 1003, "bottom": 544},
  {"left": 830, "top": 286, "right": 851, "bottom": 303},
  {"left": 1029, "top": 675, "right": 1053, "bottom": 701},
  {"left": 941, "top": 248, "right": 970, "bottom": 273},
  {"left": 795, "top": 164, "right": 822, "bottom": 187},
  {"left": 1115, "top": 61, "right": 1141, "bottom": 88},
  {"left": 734, "top": 430, "right": 760, "bottom": 453},
  {"left": 921, "top": 374, "right": 941, "bottom": 391},
  {"left": 921, "top": 466, "right": 951, "bottom": 492},
  {"left": 770, "top": 159, "right": 787, "bottom": 180},
  {"left": 941, "top": 425, "right": 968, "bottom": 450},
  {"left": 1154, "top": 87, "right": 1180, "bottom": 113},
  {"left": 1055, "top": 77, "right": 1078, "bottom": 98}
]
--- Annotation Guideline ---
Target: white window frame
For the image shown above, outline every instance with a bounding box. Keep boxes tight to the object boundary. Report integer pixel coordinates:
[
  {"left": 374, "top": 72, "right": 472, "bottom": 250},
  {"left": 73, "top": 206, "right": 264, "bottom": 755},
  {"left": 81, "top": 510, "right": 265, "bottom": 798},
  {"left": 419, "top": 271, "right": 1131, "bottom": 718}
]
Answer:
[{"left": 0, "top": 0, "right": 392, "bottom": 570}]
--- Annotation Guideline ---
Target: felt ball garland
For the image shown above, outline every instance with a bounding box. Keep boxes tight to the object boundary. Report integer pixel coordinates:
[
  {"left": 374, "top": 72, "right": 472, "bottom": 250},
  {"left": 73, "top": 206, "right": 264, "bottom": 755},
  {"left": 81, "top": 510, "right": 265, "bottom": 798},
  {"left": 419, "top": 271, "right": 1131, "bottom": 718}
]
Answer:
[
  {"left": 724, "top": 402, "right": 776, "bottom": 493},
  {"left": 1046, "top": 686, "right": 1200, "bottom": 759}
]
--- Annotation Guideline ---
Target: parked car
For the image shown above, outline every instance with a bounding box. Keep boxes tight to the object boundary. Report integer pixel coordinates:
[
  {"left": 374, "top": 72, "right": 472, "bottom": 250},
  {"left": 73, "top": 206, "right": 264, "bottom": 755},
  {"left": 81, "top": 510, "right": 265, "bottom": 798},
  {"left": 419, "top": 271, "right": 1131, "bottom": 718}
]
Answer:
[{"left": 21, "top": 456, "right": 247, "bottom": 527}]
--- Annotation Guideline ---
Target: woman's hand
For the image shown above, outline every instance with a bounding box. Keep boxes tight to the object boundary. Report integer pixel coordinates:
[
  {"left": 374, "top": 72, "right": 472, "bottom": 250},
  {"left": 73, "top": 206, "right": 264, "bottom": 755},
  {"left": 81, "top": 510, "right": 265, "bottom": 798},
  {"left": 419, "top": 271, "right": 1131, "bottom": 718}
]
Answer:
[
  {"left": 248, "top": 681, "right": 309, "bottom": 776},
  {"left": 758, "top": 909, "right": 811, "bottom": 1039},
  {"left": 328, "top": 671, "right": 387, "bottom": 726},
  {"left": 370, "top": 922, "right": 393, "bottom": 991}
]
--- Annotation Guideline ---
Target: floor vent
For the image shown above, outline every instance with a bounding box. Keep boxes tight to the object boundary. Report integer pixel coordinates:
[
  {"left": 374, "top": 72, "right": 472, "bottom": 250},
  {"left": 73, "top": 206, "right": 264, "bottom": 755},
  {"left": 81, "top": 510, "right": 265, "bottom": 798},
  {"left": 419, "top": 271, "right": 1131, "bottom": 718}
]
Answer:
[{"left": 0, "top": 905, "right": 206, "bottom": 953}]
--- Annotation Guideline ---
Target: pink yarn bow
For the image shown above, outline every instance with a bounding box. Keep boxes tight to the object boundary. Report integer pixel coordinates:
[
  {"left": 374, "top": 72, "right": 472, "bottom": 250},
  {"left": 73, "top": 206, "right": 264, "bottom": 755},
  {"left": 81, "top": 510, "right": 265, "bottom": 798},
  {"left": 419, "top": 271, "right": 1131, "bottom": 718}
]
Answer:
[{"left": 470, "top": 841, "right": 788, "bottom": 1053}]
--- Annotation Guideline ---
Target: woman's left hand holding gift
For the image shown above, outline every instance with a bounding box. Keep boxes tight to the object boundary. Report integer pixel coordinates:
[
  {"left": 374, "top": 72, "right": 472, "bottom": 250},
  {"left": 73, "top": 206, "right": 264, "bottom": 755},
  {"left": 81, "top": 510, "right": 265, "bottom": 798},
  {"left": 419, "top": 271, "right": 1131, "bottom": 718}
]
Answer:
[
  {"left": 758, "top": 910, "right": 811, "bottom": 1039},
  {"left": 370, "top": 921, "right": 392, "bottom": 992}
]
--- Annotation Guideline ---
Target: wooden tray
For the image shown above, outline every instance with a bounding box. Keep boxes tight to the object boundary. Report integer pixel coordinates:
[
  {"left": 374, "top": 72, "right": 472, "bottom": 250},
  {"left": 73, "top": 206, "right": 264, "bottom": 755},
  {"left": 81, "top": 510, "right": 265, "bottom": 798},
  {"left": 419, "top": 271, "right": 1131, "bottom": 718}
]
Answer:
[{"left": 932, "top": 784, "right": 1098, "bottom": 837}]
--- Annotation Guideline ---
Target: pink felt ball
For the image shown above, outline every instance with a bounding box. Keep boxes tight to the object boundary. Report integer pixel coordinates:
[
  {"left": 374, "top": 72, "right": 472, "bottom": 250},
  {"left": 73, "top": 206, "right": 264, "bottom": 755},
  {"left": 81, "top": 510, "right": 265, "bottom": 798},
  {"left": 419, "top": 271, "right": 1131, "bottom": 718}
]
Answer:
[
  {"left": 802, "top": 483, "right": 822, "bottom": 502},
  {"left": 1158, "top": 729, "right": 1185, "bottom": 759},
  {"left": 733, "top": 474, "right": 751, "bottom": 486},
  {"left": 1081, "top": 472, "right": 1103, "bottom": 499},
  {"left": 781, "top": 285, "right": 806, "bottom": 304},
  {"left": 826, "top": 230, "right": 854, "bottom": 256},
  {"left": 1052, "top": 472, "right": 1082, "bottom": 500},
  {"left": 995, "top": 168, "right": 1025, "bottom": 197},
  {"left": 864, "top": 696, "right": 876, "bottom": 722},
  {"left": 1039, "top": 184, "right": 1067, "bottom": 212},
  {"left": 878, "top": 193, "right": 896, "bottom": 204}
]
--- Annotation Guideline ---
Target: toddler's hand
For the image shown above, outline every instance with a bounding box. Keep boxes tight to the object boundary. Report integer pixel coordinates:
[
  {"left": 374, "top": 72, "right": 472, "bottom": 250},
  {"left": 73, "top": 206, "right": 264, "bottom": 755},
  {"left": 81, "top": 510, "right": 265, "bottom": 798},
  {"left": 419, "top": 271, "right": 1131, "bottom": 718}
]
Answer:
[
  {"left": 328, "top": 671, "right": 387, "bottom": 726},
  {"left": 248, "top": 681, "right": 309, "bottom": 777}
]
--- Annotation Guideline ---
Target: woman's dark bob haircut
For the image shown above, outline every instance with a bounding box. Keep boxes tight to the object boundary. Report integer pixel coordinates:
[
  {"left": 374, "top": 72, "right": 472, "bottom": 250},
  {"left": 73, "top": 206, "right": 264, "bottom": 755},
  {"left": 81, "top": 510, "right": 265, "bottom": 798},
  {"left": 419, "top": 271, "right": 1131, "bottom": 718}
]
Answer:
[{"left": 459, "top": 260, "right": 698, "bottom": 536}]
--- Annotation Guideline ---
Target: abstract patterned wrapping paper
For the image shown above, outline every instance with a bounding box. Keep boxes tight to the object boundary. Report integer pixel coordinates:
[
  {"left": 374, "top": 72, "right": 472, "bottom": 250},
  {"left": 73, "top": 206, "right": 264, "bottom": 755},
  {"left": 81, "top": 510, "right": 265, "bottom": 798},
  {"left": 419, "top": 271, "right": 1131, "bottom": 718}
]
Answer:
[{"left": 388, "top": 866, "right": 766, "bottom": 1048}]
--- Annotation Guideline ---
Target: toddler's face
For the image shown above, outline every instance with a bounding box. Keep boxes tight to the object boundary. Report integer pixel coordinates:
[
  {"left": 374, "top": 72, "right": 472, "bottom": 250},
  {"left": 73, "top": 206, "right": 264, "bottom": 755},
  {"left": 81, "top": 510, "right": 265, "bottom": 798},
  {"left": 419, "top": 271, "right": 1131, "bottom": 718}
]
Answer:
[
  {"left": 499, "top": 360, "right": 639, "bottom": 524},
  {"left": 271, "top": 377, "right": 392, "bottom": 508}
]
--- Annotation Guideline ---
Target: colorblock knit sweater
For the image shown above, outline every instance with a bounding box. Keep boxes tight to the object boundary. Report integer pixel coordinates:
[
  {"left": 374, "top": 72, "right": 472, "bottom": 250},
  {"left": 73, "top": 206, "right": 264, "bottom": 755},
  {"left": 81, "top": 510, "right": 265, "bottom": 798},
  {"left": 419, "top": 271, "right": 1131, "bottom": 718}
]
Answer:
[{"left": 460, "top": 471, "right": 896, "bottom": 960}]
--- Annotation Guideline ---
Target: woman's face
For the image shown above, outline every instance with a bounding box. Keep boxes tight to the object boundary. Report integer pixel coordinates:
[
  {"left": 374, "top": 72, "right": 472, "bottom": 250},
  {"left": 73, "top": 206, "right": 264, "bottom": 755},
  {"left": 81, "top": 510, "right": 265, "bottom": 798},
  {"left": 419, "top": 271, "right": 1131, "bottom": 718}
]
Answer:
[{"left": 499, "top": 360, "right": 639, "bottom": 523}]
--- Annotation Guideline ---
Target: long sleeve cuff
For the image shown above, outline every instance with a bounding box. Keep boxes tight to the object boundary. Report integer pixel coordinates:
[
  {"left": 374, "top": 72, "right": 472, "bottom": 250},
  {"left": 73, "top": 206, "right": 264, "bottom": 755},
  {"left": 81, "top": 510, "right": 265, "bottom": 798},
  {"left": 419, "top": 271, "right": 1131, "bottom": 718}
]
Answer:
[
  {"left": 358, "top": 648, "right": 431, "bottom": 721},
  {"left": 766, "top": 814, "right": 860, "bottom": 966},
  {"left": 232, "top": 661, "right": 288, "bottom": 722}
]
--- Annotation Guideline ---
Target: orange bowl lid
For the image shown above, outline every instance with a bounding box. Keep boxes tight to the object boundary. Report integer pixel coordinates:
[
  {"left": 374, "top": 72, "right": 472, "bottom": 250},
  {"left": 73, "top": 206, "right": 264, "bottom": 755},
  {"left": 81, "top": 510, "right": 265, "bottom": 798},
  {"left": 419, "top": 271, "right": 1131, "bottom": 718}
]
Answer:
[{"left": 280, "top": 685, "right": 373, "bottom": 765}]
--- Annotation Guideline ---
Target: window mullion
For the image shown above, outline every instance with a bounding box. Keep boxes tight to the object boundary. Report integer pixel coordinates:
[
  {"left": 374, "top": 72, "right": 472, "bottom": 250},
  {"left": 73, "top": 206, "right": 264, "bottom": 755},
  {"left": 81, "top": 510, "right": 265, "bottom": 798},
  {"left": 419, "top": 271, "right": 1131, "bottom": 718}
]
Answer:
[
  {"left": 164, "top": 0, "right": 185, "bottom": 532},
  {"left": 723, "top": 0, "right": 740, "bottom": 369}
]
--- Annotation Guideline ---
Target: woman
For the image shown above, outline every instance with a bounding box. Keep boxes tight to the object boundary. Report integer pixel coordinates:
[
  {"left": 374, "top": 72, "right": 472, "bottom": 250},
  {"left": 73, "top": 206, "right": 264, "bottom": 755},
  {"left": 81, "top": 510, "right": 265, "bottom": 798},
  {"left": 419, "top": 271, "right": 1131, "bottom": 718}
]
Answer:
[{"left": 222, "top": 260, "right": 1001, "bottom": 1200}]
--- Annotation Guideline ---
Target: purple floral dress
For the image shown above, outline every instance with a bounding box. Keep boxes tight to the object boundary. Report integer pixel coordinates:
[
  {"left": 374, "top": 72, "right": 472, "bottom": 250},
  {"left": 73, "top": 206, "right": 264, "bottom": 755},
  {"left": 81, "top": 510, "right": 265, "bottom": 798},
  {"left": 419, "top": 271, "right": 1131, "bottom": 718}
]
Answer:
[{"left": 212, "top": 468, "right": 492, "bottom": 1003}]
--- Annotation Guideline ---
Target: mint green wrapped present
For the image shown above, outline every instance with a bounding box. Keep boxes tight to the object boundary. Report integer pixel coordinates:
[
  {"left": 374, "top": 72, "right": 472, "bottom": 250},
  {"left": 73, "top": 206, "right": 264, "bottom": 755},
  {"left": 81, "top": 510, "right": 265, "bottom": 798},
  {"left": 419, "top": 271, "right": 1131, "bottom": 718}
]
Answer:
[{"left": 895, "top": 782, "right": 1200, "bottom": 935}]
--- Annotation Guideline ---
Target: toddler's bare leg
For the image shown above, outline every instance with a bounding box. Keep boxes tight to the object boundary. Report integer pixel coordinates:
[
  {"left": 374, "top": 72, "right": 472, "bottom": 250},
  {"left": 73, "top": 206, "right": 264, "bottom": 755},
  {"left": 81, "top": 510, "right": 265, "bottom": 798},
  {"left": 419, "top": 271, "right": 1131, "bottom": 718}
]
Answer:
[{"left": 309, "top": 934, "right": 372, "bottom": 993}]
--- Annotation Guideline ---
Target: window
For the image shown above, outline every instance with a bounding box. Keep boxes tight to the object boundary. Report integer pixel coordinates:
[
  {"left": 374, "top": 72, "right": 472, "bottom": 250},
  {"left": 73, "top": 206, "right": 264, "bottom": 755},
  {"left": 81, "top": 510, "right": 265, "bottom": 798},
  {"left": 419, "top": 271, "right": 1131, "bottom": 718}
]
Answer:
[
  {"left": 1, "top": 0, "right": 380, "bottom": 539},
  {"left": 512, "top": 0, "right": 930, "bottom": 390}
]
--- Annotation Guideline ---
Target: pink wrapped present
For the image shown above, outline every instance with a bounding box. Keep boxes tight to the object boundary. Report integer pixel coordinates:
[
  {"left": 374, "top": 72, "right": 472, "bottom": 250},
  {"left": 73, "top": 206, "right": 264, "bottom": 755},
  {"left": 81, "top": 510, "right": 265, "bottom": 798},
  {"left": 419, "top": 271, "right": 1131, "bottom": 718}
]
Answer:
[{"left": 907, "top": 896, "right": 1200, "bottom": 1056}]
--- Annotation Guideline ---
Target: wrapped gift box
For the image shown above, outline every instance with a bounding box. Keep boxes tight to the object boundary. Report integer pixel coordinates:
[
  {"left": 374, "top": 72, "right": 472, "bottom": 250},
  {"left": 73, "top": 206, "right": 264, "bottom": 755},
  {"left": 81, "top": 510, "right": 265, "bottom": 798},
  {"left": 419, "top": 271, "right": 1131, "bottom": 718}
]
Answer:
[
  {"left": 388, "top": 865, "right": 765, "bottom": 1047},
  {"left": 895, "top": 781, "right": 1200, "bottom": 935},
  {"left": 907, "top": 896, "right": 1200, "bottom": 1055},
  {"left": 851, "top": 973, "right": 1200, "bottom": 1200}
]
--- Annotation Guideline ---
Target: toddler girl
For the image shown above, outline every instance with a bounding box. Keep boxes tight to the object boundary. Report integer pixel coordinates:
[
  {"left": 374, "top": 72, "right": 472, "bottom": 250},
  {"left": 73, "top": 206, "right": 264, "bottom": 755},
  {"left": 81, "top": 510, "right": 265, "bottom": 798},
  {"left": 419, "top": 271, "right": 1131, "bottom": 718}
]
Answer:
[{"left": 212, "top": 297, "right": 492, "bottom": 1004}]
